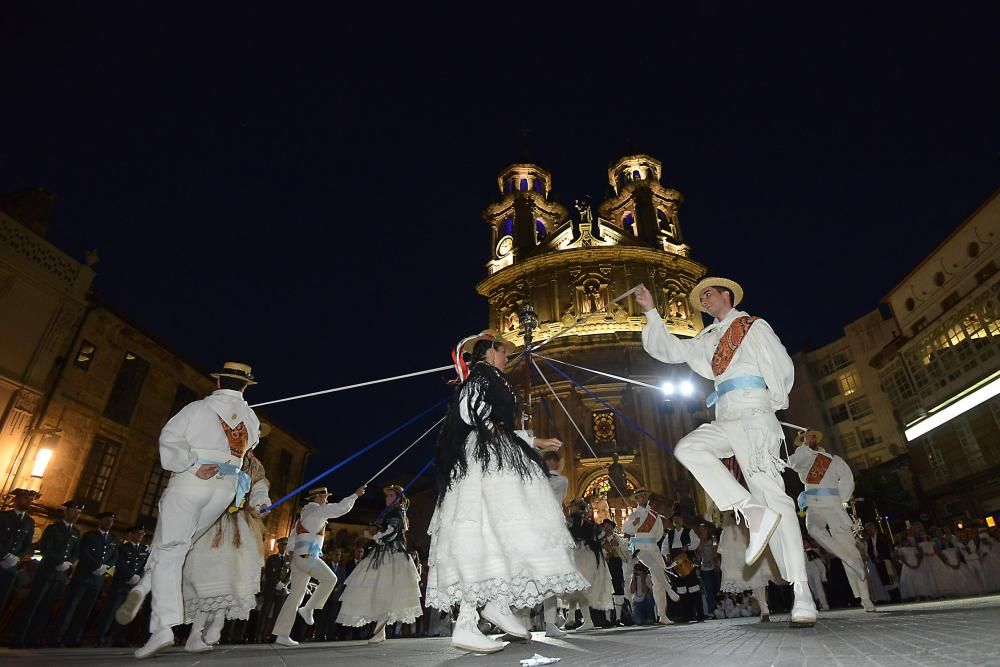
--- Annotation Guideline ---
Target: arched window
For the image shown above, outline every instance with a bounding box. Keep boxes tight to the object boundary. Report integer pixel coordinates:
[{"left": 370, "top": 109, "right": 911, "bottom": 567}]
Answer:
[
  {"left": 656, "top": 208, "right": 669, "bottom": 231},
  {"left": 583, "top": 474, "right": 635, "bottom": 498},
  {"left": 623, "top": 212, "right": 636, "bottom": 235},
  {"left": 533, "top": 178, "right": 545, "bottom": 194},
  {"left": 500, "top": 217, "right": 514, "bottom": 238},
  {"left": 519, "top": 178, "right": 529, "bottom": 192},
  {"left": 632, "top": 169, "right": 641, "bottom": 180},
  {"left": 504, "top": 178, "right": 514, "bottom": 194},
  {"left": 535, "top": 219, "right": 547, "bottom": 244}
]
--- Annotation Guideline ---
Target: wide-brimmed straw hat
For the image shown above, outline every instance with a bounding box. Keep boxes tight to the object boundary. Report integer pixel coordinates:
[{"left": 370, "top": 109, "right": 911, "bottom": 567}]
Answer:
[
  {"left": 689, "top": 277, "right": 744, "bottom": 313},
  {"left": 383, "top": 484, "right": 405, "bottom": 496},
  {"left": 794, "top": 429, "right": 824, "bottom": 447},
  {"left": 305, "top": 487, "right": 330, "bottom": 500},
  {"left": 210, "top": 361, "right": 257, "bottom": 385},
  {"left": 630, "top": 488, "right": 650, "bottom": 500}
]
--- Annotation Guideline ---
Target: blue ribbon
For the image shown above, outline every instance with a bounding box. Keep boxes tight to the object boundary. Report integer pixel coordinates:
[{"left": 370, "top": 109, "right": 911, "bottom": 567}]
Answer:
[
  {"left": 805, "top": 487, "right": 840, "bottom": 496},
  {"left": 705, "top": 375, "right": 767, "bottom": 408},
  {"left": 262, "top": 396, "right": 450, "bottom": 514},
  {"left": 198, "top": 460, "right": 252, "bottom": 508}
]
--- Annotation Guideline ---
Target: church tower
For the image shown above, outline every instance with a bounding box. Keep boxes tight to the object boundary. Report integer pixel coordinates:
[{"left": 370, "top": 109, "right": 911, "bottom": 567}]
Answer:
[{"left": 476, "top": 153, "right": 713, "bottom": 523}]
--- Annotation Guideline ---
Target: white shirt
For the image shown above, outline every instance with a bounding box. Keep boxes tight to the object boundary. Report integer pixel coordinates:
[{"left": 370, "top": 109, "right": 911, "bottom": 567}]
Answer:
[
  {"left": 623, "top": 505, "right": 664, "bottom": 541},
  {"left": 548, "top": 473, "right": 569, "bottom": 504},
  {"left": 642, "top": 308, "right": 794, "bottom": 416},
  {"left": 159, "top": 389, "right": 260, "bottom": 473},
  {"left": 298, "top": 496, "right": 359, "bottom": 535},
  {"left": 787, "top": 446, "right": 854, "bottom": 506},
  {"left": 248, "top": 474, "right": 271, "bottom": 510}
]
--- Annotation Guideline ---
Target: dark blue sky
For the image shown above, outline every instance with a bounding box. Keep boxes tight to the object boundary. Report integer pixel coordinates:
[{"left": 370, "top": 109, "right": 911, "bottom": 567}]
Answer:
[{"left": 3, "top": 3, "right": 999, "bottom": 498}]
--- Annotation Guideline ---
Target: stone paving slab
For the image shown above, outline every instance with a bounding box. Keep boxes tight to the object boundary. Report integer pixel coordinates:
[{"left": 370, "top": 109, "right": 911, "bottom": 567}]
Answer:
[{"left": 1, "top": 595, "right": 998, "bottom": 667}]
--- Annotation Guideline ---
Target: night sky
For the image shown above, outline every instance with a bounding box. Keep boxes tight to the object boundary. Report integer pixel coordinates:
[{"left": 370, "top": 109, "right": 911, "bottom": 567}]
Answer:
[{"left": 3, "top": 3, "right": 1000, "bottom": 501}]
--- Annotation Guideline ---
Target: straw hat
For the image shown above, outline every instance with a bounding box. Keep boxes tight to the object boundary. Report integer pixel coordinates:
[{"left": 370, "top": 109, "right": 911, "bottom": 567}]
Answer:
[
  {"left": 210, "top": 361, "right": 257, "bottom": 385},
  {"left": 630, "top": 488, "right": 650, "bottom": 500},
  {"left": 794, "top": 429, "right": 824, "bottom": 447},
  {"left": 305, "top": 487, "right": 330, "bottom": 501},
  {"left": 383, "top": 484, "right": 405, "bottom": 496},
  {"left": 461, "top": 329, "right": 515, "bottom": 356},
  {"left": 689, "top": 277, "right": 744, "bottom": 314}
]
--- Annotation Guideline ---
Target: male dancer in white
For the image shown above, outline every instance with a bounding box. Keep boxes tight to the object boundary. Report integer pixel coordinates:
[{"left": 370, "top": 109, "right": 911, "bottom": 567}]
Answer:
[
  {"left": 272, "top": 485, "right": 366, "bottom": 646},
  {"left": 788, "top": 429, "right": 875, "bottom": 612},
  {"left": 623, "top": 489, "right": 673, "bottom": 625},
  {"left": 118, "top": 362, "right": 264, "bottom": 659},
  {"left": 635, "top": 279, "right": 817, "bottom": 627}
]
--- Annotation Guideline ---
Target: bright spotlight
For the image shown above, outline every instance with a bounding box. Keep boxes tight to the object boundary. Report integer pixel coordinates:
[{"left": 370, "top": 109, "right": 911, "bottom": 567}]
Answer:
[
  {"left": 661, "top": 382, "right": 675, "bottom": 396},
  {"left": 680, "top": 381, "right": 694, "bottom": 396}
]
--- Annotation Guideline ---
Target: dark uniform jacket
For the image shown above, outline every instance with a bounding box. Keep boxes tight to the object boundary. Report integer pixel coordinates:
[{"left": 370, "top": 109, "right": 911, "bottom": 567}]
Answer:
[
  {"left": 37, "top": 521, "right": 81, "bottom": 583},
  {"left": 263, "top": 553, "right": 291, "bottom": 589},
  {"left": 70, "top": 530, "right": 118, "bottom": 586},
  {"left": 110, "top": 541, "right": 149, "bottom": 591},
  {"left": 0, "top": 510, "right": 35, "bottom": 559}
]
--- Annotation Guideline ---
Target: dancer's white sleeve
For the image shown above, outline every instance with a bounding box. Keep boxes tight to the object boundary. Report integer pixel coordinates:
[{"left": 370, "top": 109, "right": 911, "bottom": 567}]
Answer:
[
  {"left": 786, "top": 446, "right": 813, "bottom": 481},
  {"left": 745, "top": 319, "right": 794, "bottom": 411},
  {"left": 834, "top": 456, "right": 854, "bottom": 500},
  {"left": 158, "top": 403, "right": 199, "bottom": 473},
  {"left": 249, "top": 476, "right": 271, "bottom": 509},
  {"left": 641, "top": 309, "right": 714, "bottom": 379},
  {"left": 322, "top": 495, "right": 358, "bottom": 520}
]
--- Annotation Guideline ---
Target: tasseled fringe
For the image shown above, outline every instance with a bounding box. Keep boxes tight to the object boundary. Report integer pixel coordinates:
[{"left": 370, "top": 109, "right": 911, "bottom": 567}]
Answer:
[
  {"left": 743, "top": 422, "right": 788, "bottom": 479},
  {"left": 206, "top": 511, "right": 265, "bottom": 556}
]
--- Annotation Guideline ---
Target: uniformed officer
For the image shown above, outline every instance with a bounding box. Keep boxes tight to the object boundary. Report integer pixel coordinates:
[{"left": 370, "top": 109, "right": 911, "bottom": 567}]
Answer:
[
  {"left": 10, "top": 500, "right": 82, "bottom": 648},
  {"left": 95, "top": 524, "right": 148, "bottom": 646},
  {"left": 0, "top": 489, "right": 38, "bottom": 615},
  {"left": 255, "top": 536, "right": 291, "bottom": 642},
  {"left": 53, "top": 510, "right": 119, "bottom": 646}
]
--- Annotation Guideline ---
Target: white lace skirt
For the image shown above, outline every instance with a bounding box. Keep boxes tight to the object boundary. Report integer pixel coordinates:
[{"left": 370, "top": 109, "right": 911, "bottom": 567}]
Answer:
[
  {"left": 182, "top": 511, "right": 264, "bottom": 621},
  {"left": 425, "top": 436, "right": 588, "bottom": 610},
  {"left": 570, "top": 545, "right": 614, "bottom": 611},
  {"left": 336, "top": 550, "right": 422, "bottom": 627},
  {"left": 718, "top": 525, "right": 782, "bottom": 593}
]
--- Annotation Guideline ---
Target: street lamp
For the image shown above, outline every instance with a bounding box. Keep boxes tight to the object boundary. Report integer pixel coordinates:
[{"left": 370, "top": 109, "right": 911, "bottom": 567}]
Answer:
[{"left": 31, "top": 448, "right": 53, "bottom": 479}]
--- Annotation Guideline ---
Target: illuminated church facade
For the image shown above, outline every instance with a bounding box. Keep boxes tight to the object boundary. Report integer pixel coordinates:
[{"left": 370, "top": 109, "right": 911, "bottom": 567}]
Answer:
[{"left": 475, "top": 154, "right": 715, "bottom": 524}]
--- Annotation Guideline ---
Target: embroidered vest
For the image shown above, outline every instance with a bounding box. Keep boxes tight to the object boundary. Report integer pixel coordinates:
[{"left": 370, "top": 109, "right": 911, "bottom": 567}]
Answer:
[
  {"left": 218, "top": 416, "right": 249, "bottom": 458},
  {"left": 805, "top": 453, "right": 833, "bottom": 485},
  {"left": 710, "top": 316, "right": 760, "bottom": 376}
]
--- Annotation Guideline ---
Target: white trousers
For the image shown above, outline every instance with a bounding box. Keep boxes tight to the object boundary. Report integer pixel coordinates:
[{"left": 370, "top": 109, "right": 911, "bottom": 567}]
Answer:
[
  {"left": 805, "top": 505, "right": 869, "bottom": 601},
  {"left": 674, "top": 404, "right": 807, "bottom": 583},
  {"left": 147, "top": 472, "right": 236, "bottom": 632},
  {"left": 807, "top": 570, "right": 829, "bottom": 609},
  {"left": 633, "top": 547, "right": 669, "bottom": 623},
  {"left": 272, "top": 555, "right": 338, "bottom": 637}
]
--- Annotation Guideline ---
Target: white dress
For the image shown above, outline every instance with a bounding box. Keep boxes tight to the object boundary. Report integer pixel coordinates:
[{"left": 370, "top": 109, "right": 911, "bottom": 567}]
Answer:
[
  {"left": 337, "top": 511, "right": 422, "bottom": 627},
  {"left": 979, "top": 538, "right": 1000, "bottom": 592},
  {"left": 425, "top": 367, "right": 587, "bottom": 610},
  {"left": 570, "top": 537, "right": 614, "bottom": 611},
  {"left": 896, "top": 545, "right": 923, "bottom": 600},
  {"left": 962, "top": 540, "right": 986, "bottom": 593},
  {"left": 182, "top": 455, "right": 269, "bottom": 621},
  {"left": 918, "top": 540, "right": 949, "bottom": 598},
  {"left": 937, "top": 547, "right": 968, "bottom": 597},
  {"left": 718, "top": 522, "right": 782, "bottom": 593}
]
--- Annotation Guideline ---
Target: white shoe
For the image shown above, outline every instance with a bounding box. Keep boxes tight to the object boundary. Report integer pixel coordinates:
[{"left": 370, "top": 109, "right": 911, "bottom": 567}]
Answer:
[
  {"left": 654, "top": 616, "right": 674, "bottom": 625},
  {"left": 545, "top": 622, "right": 566, "bottom": 638},
  {"left": 740, "top": 503, "right": 781, "bottom": 566},
  {"left": 790, "top": 582, "right": 818, "bottom": 627},
  {"left": 573, "top": 616, "right": 596, "bottom": 632},
  {"left": 862, "top": 598, "right": 876, "bottom": 612},
  {"left": 481, "top": 601, "right": 530, "bottom": 639},
  {"left": 368, "top": 627, "right": 386, "bottom": 644},
  {"left": 204, "top": 612, "right": 225, "bottom": 645},
  {"left": 116, "top": 588, "right": 147, "bottom": 626},
  {"left": 184, "top": 632, "right": 212, "bottom": 654},
  {"left": 135, "top": 628, "right": 174, "bottom": 659},
  {"left": 451, "top": 607, "right": 505, "bottom": 654},
  {"left": 275, "top": 634, "right": 299, "bottom": 647},
  {"left": 297, "top": 607, "right": 315, "bottom": 626}
]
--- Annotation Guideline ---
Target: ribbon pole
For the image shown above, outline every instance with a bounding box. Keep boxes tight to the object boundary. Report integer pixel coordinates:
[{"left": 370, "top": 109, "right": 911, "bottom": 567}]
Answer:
[
  {"left": 364, "top": 416, "right": 445, "bottom": 486},
  {"left": 261, "top": 395, "right": 449, "bottom": 513},
  {"left": 250, "top": 365, "right": 454, "bottom": 408}
]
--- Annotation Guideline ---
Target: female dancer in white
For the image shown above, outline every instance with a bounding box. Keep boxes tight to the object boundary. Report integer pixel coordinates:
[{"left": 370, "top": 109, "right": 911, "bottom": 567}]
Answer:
[
  {"left": 718, "top": 512, "right": 782, "bottom": 621},
  {"left": 425, "top": 330, "right": 587, "bottom": 654},
  {"left": 336, "top": 485, "right": 422, "bottom": 644},
  {"left": 563, "top": 497, "right": 614, "bottom": 632}
]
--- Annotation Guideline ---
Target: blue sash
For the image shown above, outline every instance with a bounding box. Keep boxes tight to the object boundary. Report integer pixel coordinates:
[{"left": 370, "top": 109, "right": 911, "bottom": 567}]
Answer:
[{"left": 706, "top": 375, "right": 767, "bottom": 408}]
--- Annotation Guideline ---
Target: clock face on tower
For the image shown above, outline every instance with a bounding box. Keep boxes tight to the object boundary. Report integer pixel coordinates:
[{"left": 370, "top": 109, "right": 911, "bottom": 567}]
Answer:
[{"left": 496, "top": 235, "right": 514, "bottom": 258}]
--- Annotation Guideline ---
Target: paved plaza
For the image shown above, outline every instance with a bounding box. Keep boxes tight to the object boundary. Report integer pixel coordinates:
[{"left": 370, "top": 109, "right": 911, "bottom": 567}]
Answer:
[{"left": 1, "top": 595, "right": 998, "bottom": 667}]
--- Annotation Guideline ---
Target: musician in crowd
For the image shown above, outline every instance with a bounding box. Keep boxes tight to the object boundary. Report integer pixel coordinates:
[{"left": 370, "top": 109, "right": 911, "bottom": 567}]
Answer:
[{"left": 661, "top": 513, "right": 705, "bottom": 622}]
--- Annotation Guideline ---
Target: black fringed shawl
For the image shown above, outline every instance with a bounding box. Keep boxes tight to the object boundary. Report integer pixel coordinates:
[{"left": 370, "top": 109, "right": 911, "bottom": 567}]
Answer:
[{"left": 435, "top": 362, "right": 548, "bottom": 504}]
